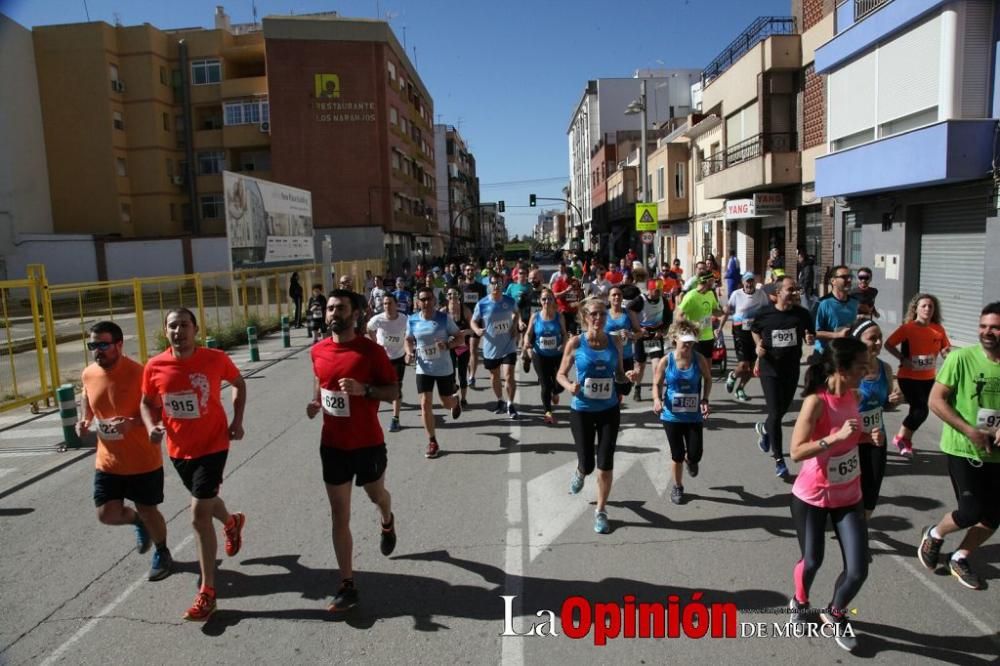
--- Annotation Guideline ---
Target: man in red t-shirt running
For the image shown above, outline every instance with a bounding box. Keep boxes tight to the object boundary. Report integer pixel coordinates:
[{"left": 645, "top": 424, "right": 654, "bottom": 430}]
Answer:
[
  {"left": 140, "top": 308, "right": 247, "bottom": 621},
  {"left": 307, "top": 289, "right": 400, "bottom": 613}
]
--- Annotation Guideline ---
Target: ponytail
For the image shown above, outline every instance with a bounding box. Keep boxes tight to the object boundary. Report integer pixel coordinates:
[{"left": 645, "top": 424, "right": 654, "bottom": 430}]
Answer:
[{"left": 802, "top": 337, "right": 868, "bottom": 397}]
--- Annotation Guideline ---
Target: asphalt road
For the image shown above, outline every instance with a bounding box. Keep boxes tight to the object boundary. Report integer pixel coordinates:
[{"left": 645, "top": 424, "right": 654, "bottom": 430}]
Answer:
[{"left": 0, "top": 330, "right": 997, "bottom": 665}]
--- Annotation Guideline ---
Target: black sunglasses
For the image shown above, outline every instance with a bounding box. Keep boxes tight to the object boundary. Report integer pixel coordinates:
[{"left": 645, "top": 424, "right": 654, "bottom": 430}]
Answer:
[{"left": 87, "top": 341, "right": 114, "bottom": 351}]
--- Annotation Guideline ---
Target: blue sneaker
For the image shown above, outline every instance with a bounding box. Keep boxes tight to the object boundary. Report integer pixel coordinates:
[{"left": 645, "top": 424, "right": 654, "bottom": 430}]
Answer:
[
  {"left": 148, "top": 547, "right": 173, "bottom": 581},
  {"left": 594, "top": 511, "right": 610, "bottom": 534},
  {"left": 388, "top": 417, "right": 401, "bottom": 433},
  {"left": 775, "top": 459, "right": 789, "bottom": 478},
  {"left": 569, "top": 470, "right": 585, "bottom": 494},
  {"left": 134, "top": 520, "right": 151, "bottom": 554},
  {"left": 755, "top": 422, "right": 770, "bottom": 453}
]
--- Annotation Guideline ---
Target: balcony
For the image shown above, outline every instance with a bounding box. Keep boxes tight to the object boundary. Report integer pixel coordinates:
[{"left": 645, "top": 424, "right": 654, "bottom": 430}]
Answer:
[
  {"left": 854, "top": 0, "right": 891, "bottom": 21},
  {"left": 221, "top": 75, "right": 267, "bottom": 99},
  {"left": 702, "top": 133, "right": 801, "bottom": 199},
  {"left": 815, "top": 119, "right": 997, "bottom": 197},
  {"left": 702, "top": 16, "right": 797, "bottom": 88},
  {"left": 223, "top": 123, "right": 271, "bottom": 148},
  {"left": 820, "top": 0, "right": 945, "bottom": 72}
]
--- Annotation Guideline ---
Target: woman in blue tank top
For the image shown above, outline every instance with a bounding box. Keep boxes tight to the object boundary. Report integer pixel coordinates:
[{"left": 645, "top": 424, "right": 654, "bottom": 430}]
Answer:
[
  {"left": 557, "top": 297, "right": 637, "bottom": 535},
  {"left": 652, "top": 320, "right": 712, "bottom": 505},
  {"left": 523, "top": 288, "right": 567, "bottom": 424},
  {"left": 849, "top": 318, "right": 902, "bottom": 519},
  {"left": 605, "top": 286, "right": 643, "bottom": 400}
]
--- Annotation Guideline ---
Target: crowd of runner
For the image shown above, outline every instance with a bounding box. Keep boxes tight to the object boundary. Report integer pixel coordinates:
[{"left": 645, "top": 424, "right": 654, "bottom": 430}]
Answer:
[{"left": 75, "top": 253, "right": 999, "bottom": 653}]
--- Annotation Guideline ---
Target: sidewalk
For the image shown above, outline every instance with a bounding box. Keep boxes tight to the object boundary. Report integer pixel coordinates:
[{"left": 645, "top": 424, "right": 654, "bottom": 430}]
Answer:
[{"left": 0, "top": 328, "right": 315, "bottom": 500}]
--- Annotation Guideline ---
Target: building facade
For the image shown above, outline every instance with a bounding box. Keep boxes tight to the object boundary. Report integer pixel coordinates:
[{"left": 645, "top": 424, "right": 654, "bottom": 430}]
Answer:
[{"left": 434, "top": 124, "right": 479, "bottom": 259}]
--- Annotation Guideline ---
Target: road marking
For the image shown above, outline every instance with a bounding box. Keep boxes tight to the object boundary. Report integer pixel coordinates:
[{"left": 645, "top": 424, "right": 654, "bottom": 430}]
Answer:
[
  {"left": 0, "top": 451, "right": 56, "bottom": 458},
  {"left": 0, "top": 427, "right": 65, "bottom": 441},
  {"left": 39, "top": 534, "right": 194, "bottom": 666},
  {"left": 501, "top": 374, "right": 524, "bottom": 666},
  {"left": 871, "top": 537, "right": 998, "bottom": 644},
  {"left": 0, "top": 468, "right": 16, "bottom": 479}
]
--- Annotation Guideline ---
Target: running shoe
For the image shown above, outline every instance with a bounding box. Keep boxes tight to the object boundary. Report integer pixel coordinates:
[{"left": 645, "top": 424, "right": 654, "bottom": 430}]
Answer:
[
  {"left": 735, "top": 388, "right": 750, "bottom": 402},
  {"left": 134, "top": 520, "right": 151, "bottom": 554},
  {"left": 670, "top": 484, "right": 684, "bottom": 505},
  {"left": 893, "top": 434, "right": 914, "bottom": 458},
  {"left": 183, "top": 591, "right": 216, "bottom": 622},
  {"left": 148, "top": 547, "right": 173, "bottom": 582},
  {"left": 594, "top": 511, "right": 610, "bottom": 534},
  {"left": 819, "top": 608, "right": 857, "bottom": 652},
  {"left": 468, "top": 376, "right": 477, "bottom": 388},
  {"left": 451, "top": 400, "right": 462, "bottom": 420},
  {"left": 508, "top": 405, "right": 519, "bottom": 420},
  {"left": 725, "top": 371, "right": 736, "bottom": 394},
  {"left": 949, "top": 556, "right": 983, "bottom": 590},
  {"left": 569, "top": 469, "right": 585, "bottom": 494},
  {"left": 223, "top": 512, "right": 246, "bottom": 557},
  {"left": 388, "top": 416, "right": 401, "bottom": 433},
  {"left": 755, "top": 422, "right": 770, "bottom": 453},
  {"left": 425, "top": 440, "right": 440, "bottom": 459},
  {"left": 775, "top": 459, "right": 789, "bottom": 478},
  {"left": 329, "top": 580, "right": 359, "bottom": 613},
  {"left": 380, "top": 513, "right": 396, "bottom": 557},
  {"left": 918, "top": 525, "right": 943, "bottom": 570},
  {"left": 686, "top": 460, "right": 699, "bottom": 478},
  {"left": 788, "top": 597, "right": 810, "bottom": 623},
  {"left": 493, "top": 401, "right": 506, "bottom": 415},
  {"left": 460, "top": 398, "right": 469, "bottom": 408},
  {"left": 543, "top": 411, "right": 555, "bottom": 424}
]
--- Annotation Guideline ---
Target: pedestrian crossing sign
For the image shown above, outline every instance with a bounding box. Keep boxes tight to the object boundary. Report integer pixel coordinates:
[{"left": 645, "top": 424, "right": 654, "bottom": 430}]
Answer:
[{"left": 635, "top": 203, "right": 658, "bottom": 231}]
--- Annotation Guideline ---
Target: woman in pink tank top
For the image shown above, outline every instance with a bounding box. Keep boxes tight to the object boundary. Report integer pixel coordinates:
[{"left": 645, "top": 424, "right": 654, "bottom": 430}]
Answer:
[{"left": 785, "top": 337, "right": 870, "bottom": 652}]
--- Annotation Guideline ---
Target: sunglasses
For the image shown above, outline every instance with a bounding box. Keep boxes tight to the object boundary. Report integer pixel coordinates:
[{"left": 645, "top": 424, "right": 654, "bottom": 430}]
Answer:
[
  {"left": 857, "top": 275, "right": 871, "bottom": 281},
  {"left": 87, "top": 341, "right": 114, "bottom": 351},
  {"left": 418, "top": 296, "right": 435, "bottom": 302},
  {"left": 834, "top": 274, "right": 852, "bottom": 280}
]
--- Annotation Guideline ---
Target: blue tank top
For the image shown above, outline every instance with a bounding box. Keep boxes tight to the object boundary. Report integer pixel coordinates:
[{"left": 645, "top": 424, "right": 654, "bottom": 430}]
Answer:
[
  {"left": 660, "top": 351, "right": 703, "bottom": 423},
  {"left": 858, "top": 359, "right": 889, "bottom": 435},
  {"left": 604, "top": 310, "right": 634, "bottom": 359},
  {"left": 532, "top": 313, "right": 563, "bottom": 357},
  {"left": 571, "top": 335, "right": 619, "bottom": 412}
]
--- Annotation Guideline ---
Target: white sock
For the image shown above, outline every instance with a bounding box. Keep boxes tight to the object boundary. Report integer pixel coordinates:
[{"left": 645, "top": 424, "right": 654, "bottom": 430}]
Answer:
[
  {"left": 929, "top": 526, "right": 943, "bottom": 540},
  {"left": 951, "top": 551, "right": 966, "bottom": 562}
]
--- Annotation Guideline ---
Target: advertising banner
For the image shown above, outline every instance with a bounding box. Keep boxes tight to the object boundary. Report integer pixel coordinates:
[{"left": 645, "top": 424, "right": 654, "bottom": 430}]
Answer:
[{"left": 224, "top": 171, "right": 315, "bottom": 270}]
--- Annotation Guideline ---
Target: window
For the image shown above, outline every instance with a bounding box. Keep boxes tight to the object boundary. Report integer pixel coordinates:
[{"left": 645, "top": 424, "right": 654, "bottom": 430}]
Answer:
[
  {"left": 197, "top": 151, "right": 225, "bottom": 175},
  {"left": 400, "top": 117, "right": 408, "bottom": 134},
  {"left": 162, "top": 112, "right": 170, "bottom": 131},
  {"left": 844, "top": 212, "right": 863, "bottom": 265},
  {"left": 391, "top": 150, "right": 400, "bottom": 170},
  {"left": 389, "top": 107, "right": 398, "bottom": 125},
  {"left": 656, "top": 166, "right": 665, "bottom": 200},
  {"left": 200, "top": 194, "right": 224, "bottom": 219},
  {"left": 223, "top": 97, "right": 269, "bottom": 126},
  {"left": 159, "top": 66, "right": 168, "bottom": 85},
  {"left": 387, "top": 61, "right": 396, "bottom": 81},
  {"left": 112, "top": 111, "right": 124, "bottom": 130},
  {"left": 116, "top": 158, "right": 127, "bottom": 176},
  {"left": 191, "top": 59, "right": 221, "bottom": 85},
  {"left": 674, "top": 162, "right": 685, "bottom": 199},
  {"left": 109, "top": 63, "right": 119, "bottom": 82}
]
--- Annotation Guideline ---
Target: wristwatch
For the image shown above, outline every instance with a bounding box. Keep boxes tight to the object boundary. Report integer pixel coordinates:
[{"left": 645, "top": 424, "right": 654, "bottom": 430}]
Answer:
[
  {"left": 363, "top": 384, "right": 373, "bottom": 398},
  {"left": 818, "top": 439, "right": 830, "bottom": 450}
]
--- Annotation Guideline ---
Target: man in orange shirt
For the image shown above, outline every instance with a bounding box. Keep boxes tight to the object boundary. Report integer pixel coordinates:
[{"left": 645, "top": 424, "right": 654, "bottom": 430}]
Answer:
[
  {"left": 78, "top": 321, "right": 172, "bottom": 582},
  {"left": 141, "top": 308, "right": 247, "bottom": 621}
]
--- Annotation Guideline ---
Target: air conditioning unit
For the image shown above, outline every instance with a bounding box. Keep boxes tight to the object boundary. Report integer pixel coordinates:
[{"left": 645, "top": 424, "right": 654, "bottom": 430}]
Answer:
[
  {"left": 111, "top": 79, "right": 125, "bottom": 93},
  {"left": 259, "top": 121, "right": 270, "bottom": 133},
  {"left": 171, "top": 175, "right": 184, "bottom": 185}
]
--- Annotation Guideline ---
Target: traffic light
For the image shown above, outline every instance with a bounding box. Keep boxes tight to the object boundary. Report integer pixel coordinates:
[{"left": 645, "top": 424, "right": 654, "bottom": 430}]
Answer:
[
  {"left": 529, "top": 194, "right": 536, "bottom": 207},
  {"left": 498, "top": 200, "right": 505, "bottom": 212}
]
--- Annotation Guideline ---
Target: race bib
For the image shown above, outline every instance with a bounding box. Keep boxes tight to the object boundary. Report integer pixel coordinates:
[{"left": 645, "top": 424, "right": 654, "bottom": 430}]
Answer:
[
  {"left": 826, "top": 450, "right": 860, "bottom": 484},
  {"left": 859, "top": 407, "right": 883, "bottom": 433},
  {"left": 771, "top": 328, "right": 797, "bottom": 348},
  {"left": 644, "top": 338, "right": 663, "bottom": 354},
  {"left": 464, "top": 292, "right": 479, "bottom": 304},
  {"left": 671, "top": 393, "right": 699, "bottom": 413},
  {"left": 538, "top": 336, "right": 558, "bottom": 351},
  {"left": 320, "top": 388, "right": 350, "bottom": 417},
  {"left": 384, "top": 334, "right": 402, "bottom": 347},
  {"left": 162, "top": 391, "right": 200, "bottom": 420},
  {"left": 95, "top": 418, "right": 124, "bottom": 441},
  {"left": 419, "top": 344, "right": 440, "bottom": 360},
  {"left": 977, "top": 408, "right": 1000, "bottom": 434},
  {"left": 700, "top": 316, "right": 712, "bottom": 330},
  {"left": 565, "top": 292, "right": 579, "bottom": 303},
  {"left": 492, "top": 319, "right": 512, "bottom": 334},
  {"left": 911, "top": 354, "right": 935, "bottom": 370},
  {"left": 582, "top": 378, "right": 613, "bottom": 400}
]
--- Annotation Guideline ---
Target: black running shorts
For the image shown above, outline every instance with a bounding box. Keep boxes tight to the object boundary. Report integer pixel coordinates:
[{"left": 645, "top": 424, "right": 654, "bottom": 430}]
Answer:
[{"left": 320, "top": 444, "right": 387, "bottom": 487}]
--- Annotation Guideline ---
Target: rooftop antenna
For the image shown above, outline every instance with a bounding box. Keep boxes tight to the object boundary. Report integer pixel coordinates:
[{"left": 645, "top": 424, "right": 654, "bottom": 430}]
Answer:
[
  {"left": 401, "top": 25, "right": 406, "bottom": 49},
  {"left": 251, "top": 0, "right": 258, "bottom": 27},
  {"left": 83, "top": 0, "right": 91, "bottom": 20},
  {"left": 412, "top": 45, "right": 418, "bottom": 69},
  {"left": 112, "top": 11, "right": 122, "bottom": 26}
]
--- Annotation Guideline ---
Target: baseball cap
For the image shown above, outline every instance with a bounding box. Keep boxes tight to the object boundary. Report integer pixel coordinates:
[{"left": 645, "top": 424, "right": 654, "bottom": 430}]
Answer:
[
  {"left": 678, "top": 333, "right": 697, "bottom": 343},
  {"left": 741, "top": 271, "right": 755, "bottom": 282},
  {"left": 646, "top": 279, "right": 660, "bottom": 292}
]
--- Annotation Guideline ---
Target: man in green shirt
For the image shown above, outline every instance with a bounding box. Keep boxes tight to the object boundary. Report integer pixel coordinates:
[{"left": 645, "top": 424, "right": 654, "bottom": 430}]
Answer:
[
  {"left": 678, "top": 270, "right": 722, "bottom": 360},
  {"left": 918, "top": 302, "right": 1000, "bottom": 590}
]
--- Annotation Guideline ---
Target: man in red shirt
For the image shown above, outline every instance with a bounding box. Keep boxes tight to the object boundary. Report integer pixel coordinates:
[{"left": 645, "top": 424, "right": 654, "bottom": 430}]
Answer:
[
  {"left": 140, "top": 308, "right": 247, "bottom": 621},
  {"left": 552, "top": 273, "right": 583, "bottom": 335},
  {"left": 307, "top": 289, "right": 400, "bottom": 613}
]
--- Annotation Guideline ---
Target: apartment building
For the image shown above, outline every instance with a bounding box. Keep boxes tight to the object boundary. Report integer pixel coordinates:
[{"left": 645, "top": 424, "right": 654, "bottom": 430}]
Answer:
[
  {"left": 434, "top": 124, "right": 480, "bottom": 258},
  {"left": 815, "top": 0, "right": 999, "bottom": 344},
  {"left": 30, "top": 7, "right": 436, "bottom": 270}
]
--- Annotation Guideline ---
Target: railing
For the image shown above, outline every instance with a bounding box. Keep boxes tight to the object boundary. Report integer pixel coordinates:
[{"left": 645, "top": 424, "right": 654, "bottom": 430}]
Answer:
[
  {"left": 702, "top": 16, "right": 797, "bottom": 88},
  {"left": 700, "top": 133, "right": 798, "bottom": 176},
  {"left": 855, "top": 0, "right": 891, "bottom": 21}
]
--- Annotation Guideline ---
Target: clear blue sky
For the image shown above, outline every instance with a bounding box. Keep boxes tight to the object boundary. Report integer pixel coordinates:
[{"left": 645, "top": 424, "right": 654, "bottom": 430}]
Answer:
[{"left": 2, "top": 0, "right": 791, "bottom": 237}]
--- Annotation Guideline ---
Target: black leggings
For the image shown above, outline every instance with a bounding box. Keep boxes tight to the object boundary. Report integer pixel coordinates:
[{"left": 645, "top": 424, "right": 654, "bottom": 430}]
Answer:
[
  {"left": 662, "top": 421, "right": 703, "bottom": 463},
  {"left": 948, "top": 456, "right": 1000, "bottom": 530},
  {"left": 760, "top": 368, "right": 800, "bottom": 460},
  {"left": 531, "top": 353, "right": 563, "bottom": 412},
  {"left": 569, "top": 407, "right": 620, "bottom": 474},
  {"left": 898, "top": 378, "right": 934, "bottom": 431},
  {"left": 791, "top": 496, "right": 869, "bottom": 610},
  {"left": 859, "top": 440, "right": 887, "bottom": 512},
  {"left": 450, "top": 350, "right": 470, "bottom": 389}
]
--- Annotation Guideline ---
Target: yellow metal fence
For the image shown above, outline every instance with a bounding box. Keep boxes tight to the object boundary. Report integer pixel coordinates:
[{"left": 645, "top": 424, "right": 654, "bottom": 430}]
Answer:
[{"left": 0, "top": 259, "right": 384, "bottom": 414}]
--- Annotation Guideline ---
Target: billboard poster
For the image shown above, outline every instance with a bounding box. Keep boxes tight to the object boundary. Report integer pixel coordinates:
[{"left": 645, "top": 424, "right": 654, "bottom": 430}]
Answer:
[{"left": 224, "top": 171, "right": 315, "bottom": 270}]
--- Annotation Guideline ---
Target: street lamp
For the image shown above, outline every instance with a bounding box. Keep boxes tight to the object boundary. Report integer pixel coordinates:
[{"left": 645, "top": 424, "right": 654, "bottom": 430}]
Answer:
[{"left": 625, "top": 79, "right": 651, "bottom": 272}]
